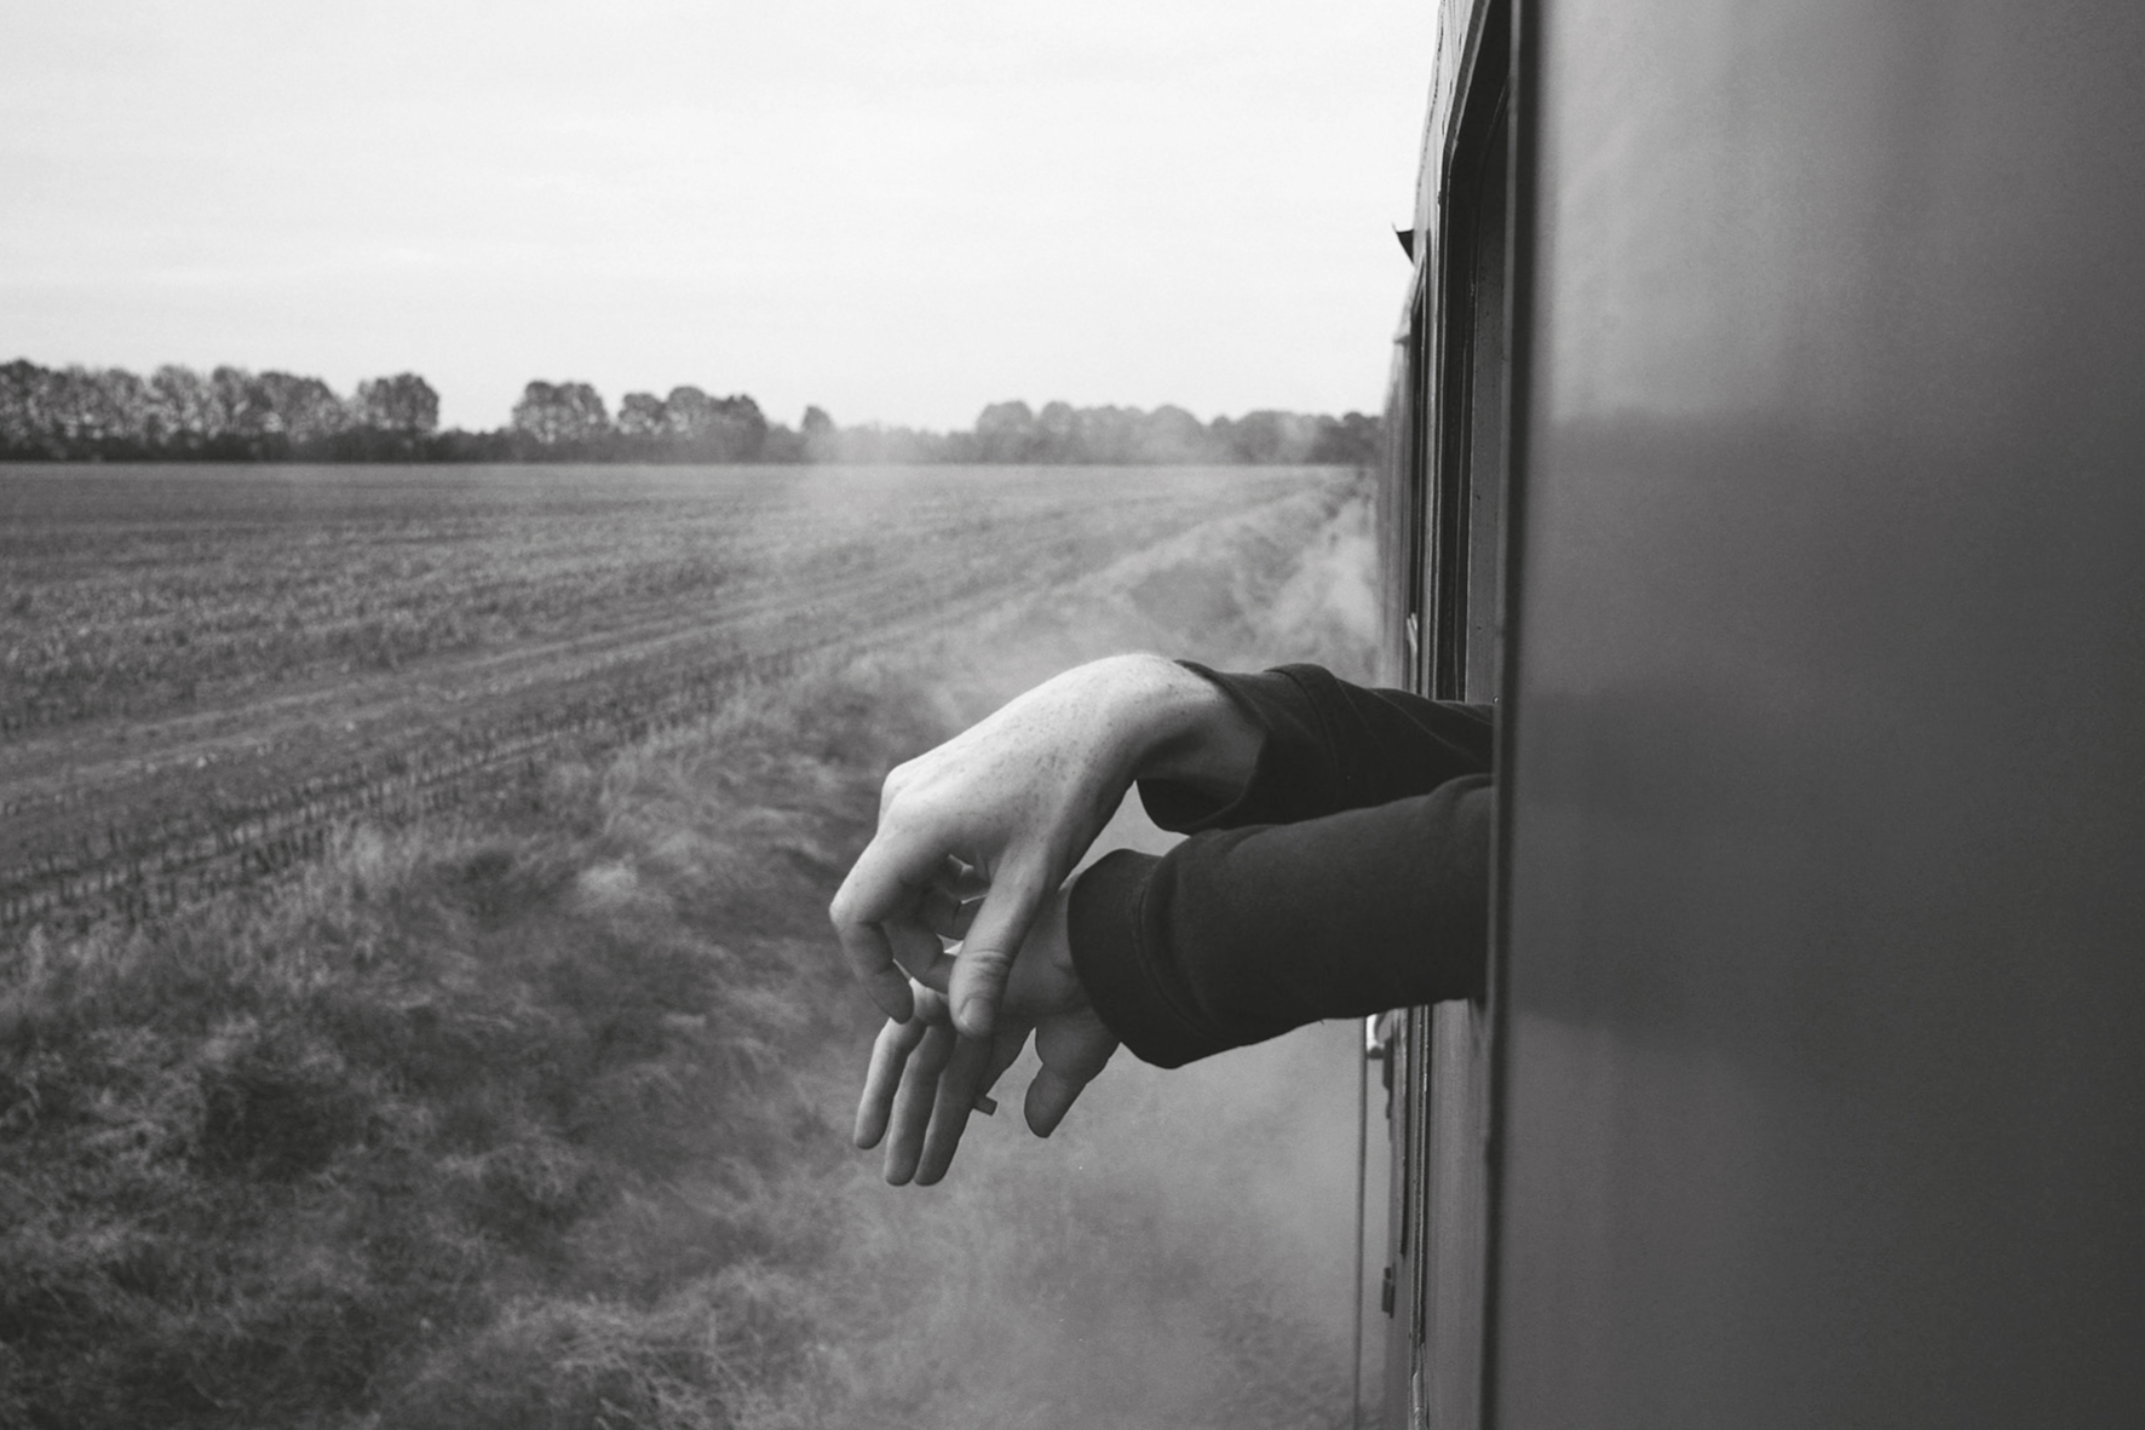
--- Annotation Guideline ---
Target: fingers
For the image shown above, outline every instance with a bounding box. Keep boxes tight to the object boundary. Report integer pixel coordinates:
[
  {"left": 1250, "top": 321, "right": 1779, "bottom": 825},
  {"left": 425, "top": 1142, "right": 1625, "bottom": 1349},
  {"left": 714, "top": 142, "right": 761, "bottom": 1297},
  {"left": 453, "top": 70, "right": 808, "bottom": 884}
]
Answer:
[
  {"left": 830, "top": 836, "right": 950, "bottom": 1023},
  {"left": 858, "top": 1011, "right": 1113, "bottom": 1179},
  {"left": 914, "top": 1023, "right": 1035, "bottom": 1184},
  {"left": 917, "top": 878, "right": 981, "bottom": 942},
  {"left": 853, "top": 1013, "right": 929, "bottom": 1149},
  {"left": 981, "top": 1026, "right": 1028, "bottom": 1093},
  {"left": 881, "top": 1019, "right": 957, "bottom": 1185},
  {"left": 833, "top": 845, "right": 989, "bottom": 1018},
  {"left": 948, "top": 866, "right": 1049, "bottom": 1039},
  {"left": 913, "top": 1032, "right": 997, "bottom": 1185},
  {"left": 853, "top": 870, "right": 1109, "bottom": 1181},
  {"left": 884, "top": 916, "right": 946, "bottom": 985},
  {"left": 854, "top": 985, "right": 952, "bottom": 1149},
  {"left": 1025, "top": 1008, "right": 1118, "bottom": 1138},
  {"left": 858, "top": 1008, "right": 1032, "bottom": 1184},
  {"left": 1024, "top": 1067, "right": 1088, "bottom": 1140},
  {"left": 897, "top": 877, "right": 978, "bottom": 999},
  {"left": 903, "top": 879, "right": 977, "bottom": 986}
]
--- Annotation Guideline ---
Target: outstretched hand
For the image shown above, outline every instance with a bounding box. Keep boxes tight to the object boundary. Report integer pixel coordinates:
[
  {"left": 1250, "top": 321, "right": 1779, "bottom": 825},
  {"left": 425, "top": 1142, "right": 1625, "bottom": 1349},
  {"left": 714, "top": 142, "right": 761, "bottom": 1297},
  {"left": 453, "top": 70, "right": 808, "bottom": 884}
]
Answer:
[
  {"left": 827, "top": 656, "right": 1252, "bottom": 1041},
  {"left": 828, "top": 654, "right": 1260, "bottom": 1042},
  {"left": 832, "top": 654, "right": 1260, "bottom": 1183},
  {"left": 853, "top": 873, "right": 1117, "bottom": 1185}
]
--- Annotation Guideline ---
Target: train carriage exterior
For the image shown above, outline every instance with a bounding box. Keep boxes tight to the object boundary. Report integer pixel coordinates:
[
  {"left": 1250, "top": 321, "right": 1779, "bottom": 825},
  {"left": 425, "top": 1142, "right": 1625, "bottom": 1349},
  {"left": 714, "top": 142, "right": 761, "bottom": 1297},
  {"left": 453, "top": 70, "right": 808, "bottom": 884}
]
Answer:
[{"left": 1372, "top": 2, "right": 2145, "bottom": 1425}]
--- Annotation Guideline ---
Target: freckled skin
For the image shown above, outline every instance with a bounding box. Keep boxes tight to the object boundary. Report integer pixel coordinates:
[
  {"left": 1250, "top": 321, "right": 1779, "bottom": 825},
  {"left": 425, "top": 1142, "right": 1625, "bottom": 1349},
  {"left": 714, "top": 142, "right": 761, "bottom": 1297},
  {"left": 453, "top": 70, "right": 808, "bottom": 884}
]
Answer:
[{"left": 832, "top": 653, "right": 1261, "bottom": 1182}]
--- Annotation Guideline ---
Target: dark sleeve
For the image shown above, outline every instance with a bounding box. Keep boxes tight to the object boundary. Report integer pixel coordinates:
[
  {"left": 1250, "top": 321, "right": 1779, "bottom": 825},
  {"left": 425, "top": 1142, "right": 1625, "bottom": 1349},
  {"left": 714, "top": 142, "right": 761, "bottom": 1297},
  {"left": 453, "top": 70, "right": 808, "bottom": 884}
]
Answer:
[
  {"left": 1067, "top": 774, "right": 1490, "bottom": 1068},
  {"left": 1136, "top": 662, "right": 1493, "bottom": 832}
]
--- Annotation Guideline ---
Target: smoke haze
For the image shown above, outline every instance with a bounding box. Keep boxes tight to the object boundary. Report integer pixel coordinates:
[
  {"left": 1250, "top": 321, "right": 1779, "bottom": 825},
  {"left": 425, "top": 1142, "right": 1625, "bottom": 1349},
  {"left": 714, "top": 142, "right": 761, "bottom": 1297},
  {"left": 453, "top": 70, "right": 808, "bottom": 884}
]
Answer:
[{"left": 817, "top": 471, "right": 1384, "bottom": 1427}]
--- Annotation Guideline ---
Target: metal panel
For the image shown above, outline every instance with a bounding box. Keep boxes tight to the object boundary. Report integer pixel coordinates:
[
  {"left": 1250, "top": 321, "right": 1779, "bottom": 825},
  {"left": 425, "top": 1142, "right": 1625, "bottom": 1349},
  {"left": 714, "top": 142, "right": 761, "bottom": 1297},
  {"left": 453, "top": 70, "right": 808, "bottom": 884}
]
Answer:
[{"left": 1493, "top": 2, "right": 2145, "bottom": 1425}]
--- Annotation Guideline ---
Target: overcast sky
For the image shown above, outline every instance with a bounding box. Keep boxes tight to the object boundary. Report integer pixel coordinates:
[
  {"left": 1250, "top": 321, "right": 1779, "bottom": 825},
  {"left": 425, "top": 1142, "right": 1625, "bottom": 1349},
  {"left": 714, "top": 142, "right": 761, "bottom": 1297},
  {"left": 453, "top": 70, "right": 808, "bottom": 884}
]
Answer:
[{"left": 1, "top": 1, "right": 1435, "bottom": 432}]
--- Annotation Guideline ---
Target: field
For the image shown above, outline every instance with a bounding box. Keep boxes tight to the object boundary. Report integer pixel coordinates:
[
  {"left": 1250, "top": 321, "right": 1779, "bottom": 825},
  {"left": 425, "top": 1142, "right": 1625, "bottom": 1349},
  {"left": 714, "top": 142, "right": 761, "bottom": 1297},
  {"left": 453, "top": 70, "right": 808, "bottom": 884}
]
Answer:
[
  {"left": 0, "top": 462, "right": 1384, "bottom": 1428},
  {"left": 0, "top": 463, "right": 1342, "bottom": 928}
]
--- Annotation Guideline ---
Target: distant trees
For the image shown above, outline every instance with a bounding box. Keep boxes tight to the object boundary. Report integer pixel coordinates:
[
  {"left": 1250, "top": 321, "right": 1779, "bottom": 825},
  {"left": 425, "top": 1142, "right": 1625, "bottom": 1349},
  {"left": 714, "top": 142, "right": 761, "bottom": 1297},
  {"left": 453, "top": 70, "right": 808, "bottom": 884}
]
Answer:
[
  {"left": 0, "top": 360, "right": 445, "bottom": 460},
  {"left": 353, "top": 374, "right": 441, "bottom": 434},
  {"left": 1, "top": 355, "right": 1384, "bottom": 467},
  {"left": 561, "top": 385, "right": 769, "bottom": 461},
  {"left": 149, "top": 365, "right": 216, "bottom": 444},
  {"left": 244, "top": 370, "right": 350, "bottom": 444},
  {"left": 814, "top": 399, "right": 1384, "bottom": 467},
  {"left": 654, "top": 386, "right": 766, "bottom": 460},
  {"left": 616, "top": 391, "right": 666, "bottom": 439},
  {"left": 499, "top": 381, "right": 772, "bottom": 462},
  {"left": 509, "top": 381, "right": 611, "bottom": 449},
  {"left": 973, "top": 400, "right": 1040, "bottom": 462},
  {"left": 1, "top": 361, "right": 146, "bottom": 455},
  {"left": 1307, "top": 410, "right": 1382, "bottom": 465}
]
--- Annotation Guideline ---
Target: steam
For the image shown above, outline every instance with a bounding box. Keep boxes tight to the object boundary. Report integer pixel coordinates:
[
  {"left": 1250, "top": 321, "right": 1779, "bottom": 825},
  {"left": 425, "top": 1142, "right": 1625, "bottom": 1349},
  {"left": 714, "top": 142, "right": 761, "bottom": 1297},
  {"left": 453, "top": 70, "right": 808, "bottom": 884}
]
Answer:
[{"left": 820, "top": 469, "right": 1381, "bottom": 1429}]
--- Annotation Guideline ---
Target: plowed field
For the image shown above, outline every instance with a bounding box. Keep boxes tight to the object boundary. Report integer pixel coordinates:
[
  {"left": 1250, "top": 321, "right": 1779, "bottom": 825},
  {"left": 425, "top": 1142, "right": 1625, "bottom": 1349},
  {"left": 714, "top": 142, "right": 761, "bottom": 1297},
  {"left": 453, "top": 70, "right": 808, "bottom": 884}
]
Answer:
[{"left": 1, "top": 463, "right": 1328, "bottom": 928}]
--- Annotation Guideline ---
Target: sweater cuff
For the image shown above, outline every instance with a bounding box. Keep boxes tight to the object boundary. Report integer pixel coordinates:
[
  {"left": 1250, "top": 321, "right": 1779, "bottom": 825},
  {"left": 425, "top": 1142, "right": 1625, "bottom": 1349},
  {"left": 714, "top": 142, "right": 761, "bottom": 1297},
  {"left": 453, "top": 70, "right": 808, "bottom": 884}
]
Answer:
[{"left": 1066, "top": 849, "right": 1226, "bottom": 1069}]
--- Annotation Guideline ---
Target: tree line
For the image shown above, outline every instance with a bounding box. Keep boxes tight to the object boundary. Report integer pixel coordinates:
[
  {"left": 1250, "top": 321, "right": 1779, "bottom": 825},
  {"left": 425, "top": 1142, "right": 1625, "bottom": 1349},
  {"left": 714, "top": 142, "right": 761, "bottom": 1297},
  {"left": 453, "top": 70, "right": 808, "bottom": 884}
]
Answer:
[
  {"left": 0, "top": 361, "right": 443, "bottom": 461},
  {"left": 796, "top": 400, "right": 1382, "bottom": 467},
  {"left": 0, "top": 358, "right": 1383, "bottom": 466}
]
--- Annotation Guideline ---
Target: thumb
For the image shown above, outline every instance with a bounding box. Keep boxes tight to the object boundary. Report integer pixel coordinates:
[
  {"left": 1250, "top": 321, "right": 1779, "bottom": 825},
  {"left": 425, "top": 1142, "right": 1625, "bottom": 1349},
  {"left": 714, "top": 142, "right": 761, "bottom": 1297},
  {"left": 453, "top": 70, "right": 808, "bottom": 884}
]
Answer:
[
  {"left": 947, "top": 869, "right": 1047, "bottom": 1038},
  {"left": 1026, "top": 1008, "right": 1117, "bottom": 1137}
]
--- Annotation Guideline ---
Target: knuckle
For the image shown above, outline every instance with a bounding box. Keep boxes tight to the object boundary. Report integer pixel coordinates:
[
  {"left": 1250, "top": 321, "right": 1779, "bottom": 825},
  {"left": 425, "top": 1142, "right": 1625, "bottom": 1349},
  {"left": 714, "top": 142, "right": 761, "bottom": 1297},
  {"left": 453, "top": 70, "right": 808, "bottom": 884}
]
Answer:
[
  {"left": 827, "top": 886, "right": 859, "bottom": 928},
  {"left": 879, "top": 761, "right": 918, "bottom": 809}
]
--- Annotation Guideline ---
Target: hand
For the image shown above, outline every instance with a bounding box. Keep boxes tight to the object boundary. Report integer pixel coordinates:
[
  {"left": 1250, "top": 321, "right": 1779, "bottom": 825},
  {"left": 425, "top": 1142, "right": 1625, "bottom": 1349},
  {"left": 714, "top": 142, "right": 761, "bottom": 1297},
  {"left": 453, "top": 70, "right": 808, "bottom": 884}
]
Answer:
[
  {"left": 829, "top": 655, "right": 1259, "bottom": 1039},
  {"left": 852, "top": 872, "right": 1117, "bottom": 1185}
]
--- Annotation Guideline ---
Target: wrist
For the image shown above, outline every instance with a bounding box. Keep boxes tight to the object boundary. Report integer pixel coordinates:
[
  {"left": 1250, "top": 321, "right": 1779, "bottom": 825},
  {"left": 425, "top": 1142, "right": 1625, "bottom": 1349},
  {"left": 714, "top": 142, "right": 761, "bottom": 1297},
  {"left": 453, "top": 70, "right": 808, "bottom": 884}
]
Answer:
[
  {"left": 1045, "top": 653, "right": 1209, "bottom": 777},
  {"left": 1012, "top": 654, "right": 1260, "bottom": 816},
  {"left": 1110, "top": 659, "right": 1261, "bottom": 803}
]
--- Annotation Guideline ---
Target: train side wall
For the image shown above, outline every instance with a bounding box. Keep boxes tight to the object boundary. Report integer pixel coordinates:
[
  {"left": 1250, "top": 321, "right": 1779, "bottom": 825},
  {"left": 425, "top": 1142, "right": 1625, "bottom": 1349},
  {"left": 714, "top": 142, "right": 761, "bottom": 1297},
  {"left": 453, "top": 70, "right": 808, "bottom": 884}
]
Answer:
[{"left": 1493, "top": 3, "right": 2145, "bottom": 1425}]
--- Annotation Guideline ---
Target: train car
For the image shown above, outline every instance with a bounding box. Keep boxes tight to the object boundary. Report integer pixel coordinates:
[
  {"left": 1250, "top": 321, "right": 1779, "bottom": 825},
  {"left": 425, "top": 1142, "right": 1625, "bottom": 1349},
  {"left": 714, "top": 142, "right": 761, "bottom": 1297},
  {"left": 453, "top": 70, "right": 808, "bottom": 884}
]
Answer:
[{"left": 1370, "top": 2, "right": 2145, "bottom": 1426}]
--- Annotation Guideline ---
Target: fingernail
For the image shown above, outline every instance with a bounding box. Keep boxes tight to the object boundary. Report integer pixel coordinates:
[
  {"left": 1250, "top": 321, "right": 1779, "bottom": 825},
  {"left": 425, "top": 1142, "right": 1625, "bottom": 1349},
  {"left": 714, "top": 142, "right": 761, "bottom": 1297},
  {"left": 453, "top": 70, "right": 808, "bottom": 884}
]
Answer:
[
  {"left": 958, "top": 996, "right": 994, "bottom": 1035},
  {"left": 973, "top": 1093, "right": 998, "bottom": 1116}
]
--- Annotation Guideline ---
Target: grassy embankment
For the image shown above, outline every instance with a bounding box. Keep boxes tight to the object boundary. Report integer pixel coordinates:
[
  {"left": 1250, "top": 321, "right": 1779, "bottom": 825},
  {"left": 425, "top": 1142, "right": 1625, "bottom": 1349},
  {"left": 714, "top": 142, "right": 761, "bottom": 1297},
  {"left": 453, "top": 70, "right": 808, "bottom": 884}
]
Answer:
[{"left": 0, "top": 471, "right": 1380, "bottom": 1428}]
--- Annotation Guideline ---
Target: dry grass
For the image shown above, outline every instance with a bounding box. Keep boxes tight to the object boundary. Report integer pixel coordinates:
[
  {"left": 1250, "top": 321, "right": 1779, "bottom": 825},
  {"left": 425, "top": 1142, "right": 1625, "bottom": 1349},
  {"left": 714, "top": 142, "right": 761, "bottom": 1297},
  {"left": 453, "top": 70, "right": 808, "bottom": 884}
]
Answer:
[
  {"left": 0, "top": 657, "right": 909, "bottom": 1427},
  {"left": 0, "top": 468, "right": 1380, "bottom": 1428}
]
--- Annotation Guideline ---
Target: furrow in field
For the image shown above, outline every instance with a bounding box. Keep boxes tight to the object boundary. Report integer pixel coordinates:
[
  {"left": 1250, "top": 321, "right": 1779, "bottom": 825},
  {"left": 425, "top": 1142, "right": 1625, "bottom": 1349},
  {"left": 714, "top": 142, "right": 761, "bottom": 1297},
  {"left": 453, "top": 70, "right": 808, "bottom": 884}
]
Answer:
[{"left": 1, "top": 475, "right": 1315, "bottom": 930}]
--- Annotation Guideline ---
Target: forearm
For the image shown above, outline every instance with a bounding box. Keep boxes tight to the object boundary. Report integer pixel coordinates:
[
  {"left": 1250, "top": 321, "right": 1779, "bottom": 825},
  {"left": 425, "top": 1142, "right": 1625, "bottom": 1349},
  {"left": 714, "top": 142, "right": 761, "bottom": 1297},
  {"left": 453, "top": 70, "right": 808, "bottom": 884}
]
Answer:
[
  {"left": 1067, "top": 776, "right": 1492, "bottom": 1067},
  {"left": 1137, "top": 664, "right": 1494, "bottom": 831}
]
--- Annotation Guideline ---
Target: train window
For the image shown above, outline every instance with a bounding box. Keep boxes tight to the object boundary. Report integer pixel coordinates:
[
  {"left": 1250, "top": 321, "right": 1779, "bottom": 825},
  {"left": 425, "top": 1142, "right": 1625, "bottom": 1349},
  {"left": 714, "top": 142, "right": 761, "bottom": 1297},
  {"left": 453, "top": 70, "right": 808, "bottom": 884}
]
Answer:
[
  {"left": 1380, "top": 2, "right": 1510, "bottom": 1426},
  {"left": 1429, "top": 41, "right": 1510, "bottom": 706}
]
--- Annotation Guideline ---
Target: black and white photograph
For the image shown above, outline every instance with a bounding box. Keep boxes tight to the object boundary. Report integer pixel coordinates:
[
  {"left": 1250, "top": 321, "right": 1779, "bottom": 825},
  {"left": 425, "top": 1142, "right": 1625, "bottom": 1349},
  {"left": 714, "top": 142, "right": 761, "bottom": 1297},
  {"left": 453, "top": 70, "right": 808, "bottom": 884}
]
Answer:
[{"left": 5, "top": 3, "right": 2143, "bottom": 1428}]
